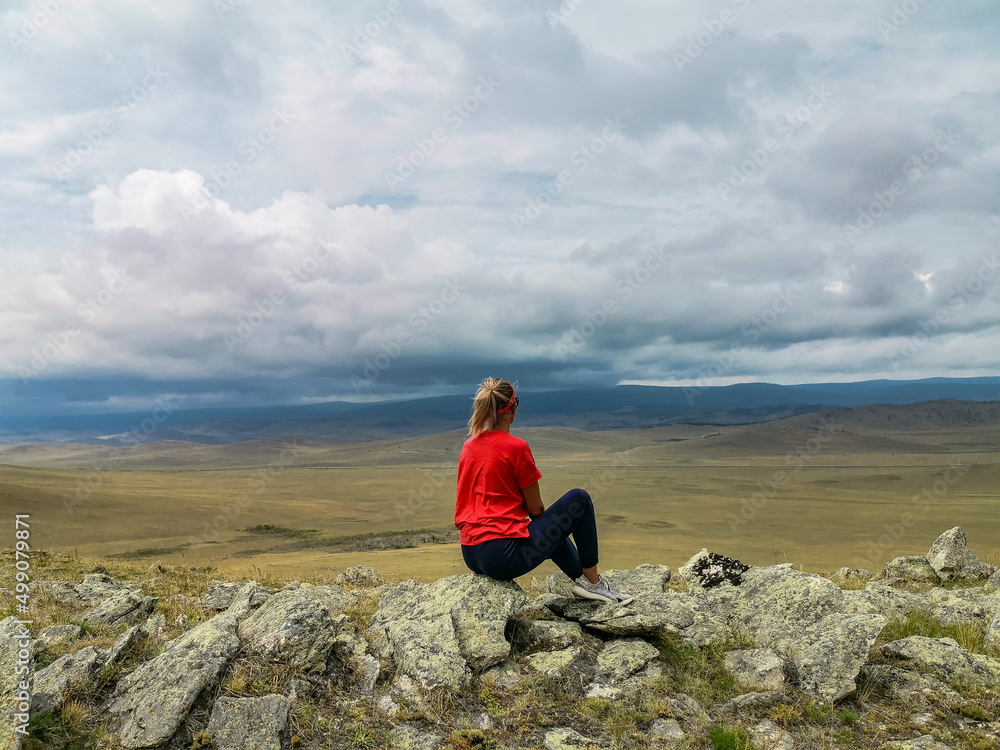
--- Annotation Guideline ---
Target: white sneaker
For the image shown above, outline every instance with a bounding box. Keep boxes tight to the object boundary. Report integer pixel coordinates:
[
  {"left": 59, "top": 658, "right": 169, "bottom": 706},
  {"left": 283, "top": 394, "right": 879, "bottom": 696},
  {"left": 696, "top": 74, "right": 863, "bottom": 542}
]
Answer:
[{"left": 571, "top": 574, "right": 633, "bottom": 606}]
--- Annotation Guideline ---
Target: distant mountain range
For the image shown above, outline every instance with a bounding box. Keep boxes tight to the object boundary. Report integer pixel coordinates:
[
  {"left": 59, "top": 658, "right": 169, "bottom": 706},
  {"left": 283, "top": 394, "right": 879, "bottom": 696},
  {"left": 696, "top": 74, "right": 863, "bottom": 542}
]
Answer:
[{"left": 3, "top": 377, "right": 1000, "bottom": 445}]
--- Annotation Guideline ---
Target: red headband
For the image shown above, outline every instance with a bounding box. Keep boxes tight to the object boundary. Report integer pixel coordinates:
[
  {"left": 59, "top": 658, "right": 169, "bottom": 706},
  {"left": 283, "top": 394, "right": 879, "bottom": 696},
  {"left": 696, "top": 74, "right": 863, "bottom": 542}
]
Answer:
[{"left": 496, "top": 385, "right": 517, "bottom": 414}]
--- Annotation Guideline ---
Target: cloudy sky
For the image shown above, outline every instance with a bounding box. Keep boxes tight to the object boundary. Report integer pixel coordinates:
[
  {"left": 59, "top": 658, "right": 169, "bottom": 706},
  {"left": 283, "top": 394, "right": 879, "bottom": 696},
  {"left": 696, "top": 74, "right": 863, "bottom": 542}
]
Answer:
[{"left": 2, "top": 0, "right": 999, "bottom": 416}]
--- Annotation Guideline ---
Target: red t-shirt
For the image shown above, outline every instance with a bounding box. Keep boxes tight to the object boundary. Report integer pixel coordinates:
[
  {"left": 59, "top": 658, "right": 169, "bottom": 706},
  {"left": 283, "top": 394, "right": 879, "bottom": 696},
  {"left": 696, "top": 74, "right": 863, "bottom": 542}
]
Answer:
[{"left": 455, "top": 429, "right": 543, "bottom": 546}]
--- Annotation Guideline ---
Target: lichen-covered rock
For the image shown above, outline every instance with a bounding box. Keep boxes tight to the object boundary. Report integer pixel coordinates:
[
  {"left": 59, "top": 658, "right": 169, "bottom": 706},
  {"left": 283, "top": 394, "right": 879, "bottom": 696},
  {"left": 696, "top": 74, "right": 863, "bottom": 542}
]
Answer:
[
  {"left": 106, "top": 623, "right": 147, "bottom": 666},
  {"left": 667, "top": 693, "right": 709, "bottom": 726},
  {"left": 575, "top": 591, "right": 696, "bottom": 637},
  {"left": 843, "top": 581, "right": 926, "bottom": 619},
  {"left": 680, "top": 549, "right": 750, "bottom": 589},
  {"left": 880, "top": 636, "right": 1000, "bottom": 688},
  {"left": 925, "top": 588, "right": 993, "bottom": 626},
  {"left": 510, "top": 619, "right": 585, "bottom": 654},
  {"left": 602, "top": 564, "right": 672, "bottom": 598},
  {"left": 526, "top": 647, "right": 581, "bottom": 677},
  {"left": 989, "top": 568, "right": 1000, "bottom": 591},
  {"left": 926, "top": 527, "right": 995, "bottom": 582},
  {"left": 595, "top": 638, "right": 660, "bottom": 683},
  {"left": 387, "top": 614, "right": 470, "bottom": 689},
  {"left": 883, "top": 556, "right": 941, "bottom": 584},
  {"left": 544, "top": 727, "right": 601, "bottom": 749},
  {"left": 75, "top": 573, "right": 135, "bottom": 602},
  {"left": 986, "top": 612, "right": 1000, "bottom": 652},
  {"left": 481, "top": 660, "right": 524, "bottom": 690},
  {"left": 792, "top": 614, "right": 887, "bottom": 702},
  {"left": 391, "top": 724, "right": 441, "bottom": 750},
  {"left": 516, "top": 594, "right": 564, "bottom": 622},
  {"left": 731, "top": 565, "right": 846, "bottom": 651},
  {"left": 102, "top": 584, "right": 254, "bottom": 748},
  {"left": 35, "top": 624, "right": 81, "bottom": 649},
  {"left": 81, "top": 588, "right": 158, "bottom": 627},
  {"left": 331, "top": 631, "right": 379, "bottom": 694},
  {"left": 336, "top": 565, "right": 382, "bottom": 586},
  {"left": 858, "top": 664, "right": 963, "bottom": 705},
  {"left": 751, "top": 719, "right": 794, "bottom": 750},
  {"left": 203, "top": 580, "right": 271, "bottom": 611},
  {"left": 370, "top": 574, "right": 525, "bottom": 673},
  {"left": 649, "top": 718, "right": 685, "bottom": 746},
  {"left": 546, "top": 572, "right": 575, "bottom": 597},
  {"left": 238, "top": 586, "right": 350, "bottom": 672},
  {"left": 723, "top": 648, "right": 786, "bottom": 690},
  {"left": 205, "top": 694, "right": 288, "bottom": 750},
  {"left": 883, "top": 736, "right": 954, "bottom": 750},
  {"left": 32, "top": 578, "right": 84, "bottom": 605}
]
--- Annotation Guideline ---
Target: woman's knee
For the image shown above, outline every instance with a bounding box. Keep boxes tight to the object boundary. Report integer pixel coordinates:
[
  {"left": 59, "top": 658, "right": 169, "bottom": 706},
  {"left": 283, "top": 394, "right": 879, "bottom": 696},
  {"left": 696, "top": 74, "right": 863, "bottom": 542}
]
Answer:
[{"left": 564, "top": 488, "right": 593, "bottom": 516}]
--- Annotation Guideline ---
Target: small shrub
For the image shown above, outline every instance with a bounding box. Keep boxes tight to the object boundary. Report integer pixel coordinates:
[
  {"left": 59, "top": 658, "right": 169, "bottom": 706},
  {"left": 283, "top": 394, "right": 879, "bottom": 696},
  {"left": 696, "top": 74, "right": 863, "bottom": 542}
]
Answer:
[
  {"left": 766, "top": 703, "right": 802, "bottom": 727},
  {"left": 840, "top": 709, "right": 860, "bottom": 725},
  {"left": 961, "top": 704, "right": 990, "bottom": 722},
  {"left": 447, "top": 729, "right": 499, "bottom": 749},
  {"left": 710, "top": 726, "right": 751, "bottom": 750},
  {"left": 189, "top": 729, "right": 213, "bottom": 749},
  {"left": 803, "top": 701, "right": 831, "bottom": 724}
]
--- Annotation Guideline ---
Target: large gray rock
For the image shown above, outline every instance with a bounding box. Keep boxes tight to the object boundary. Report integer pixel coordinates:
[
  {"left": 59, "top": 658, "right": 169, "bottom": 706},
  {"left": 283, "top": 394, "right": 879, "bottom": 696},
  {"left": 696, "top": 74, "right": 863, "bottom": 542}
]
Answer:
[
  {"left": 205, "top": 695, "right": 288, "bottom": 750},
  {"left": 595, "top": 638, "right": 660, "bottom": 683},
  {"left": 75, "top": 573, "right": 135, "bottom": 602},
  {"left": 567, "top": 592, "right": 696, "bottom": 637},
  {"left": 238, "top": 586, "right": 350, "bottom": 672},
  {"left": 792, "top": 614, "right": 888, "bottom": 702},
  {"left": 106, "top": 623, "right": 147, "bottom": 666},
  {"left": 369, "top": 574, "right": 526, "bottom": 674},
  {"left": 526, "top": 648, "right": 581, "bottom": 677},
  {"left": 602, "top": 564, "right": 672, "bottom": 599},
  {"left": 926, "top": 527, "right": 995, "bottom": 582},
  {"left": 1, "top": 617, "right": 33, "bottom": 750},
  {"left": 31, "top": 646, "right": 105, "bottom": 715},
  {"left": 649, "top": 718, "right": 686, "bottom": 746},
  {"left": 510, "top": 619, "right": 585, "bottom": 654},
  {"left": 751, "top": 719, "right": 794, "bottom": 750},
  {"left": 843, "top": 581, "right": 926, "bottom": 619},
  {"left": 723, "top": 649, "right": 786, "bottom": 691},
  {"left": 203, "top": 580, "right": 271, "bottom": 611},
  {"left": 35, "top": 624, "right": 82, "bottom": 649},
  {"left": 731, "top": 565, "right": 846, "bottom": 650},
  {"left": 102, "top": 584, "right": 255, "bottom": 748},
  {"left": 390, "top": 724, "right": 441, "bottom": 750},
  {"left": 386, "top": 614, "right": 470, "bottom": 690},
  {"left": 81, "top": 588, "right": 158, "bottom": 627},
  {"left": 989, "top": 568, "right": 1000, "bottom": 591},
  {"left": 880, "top": 636, "right": 1000, "bottom": 688},
  {"left": 883, "top": 556, "right": 941, "bottom": 584},
  {"left": 858, "top": 664, "right": 963, "bottom": 705},
  {"left": 336, "top": 565, "right": 382, "bottom": 587}
]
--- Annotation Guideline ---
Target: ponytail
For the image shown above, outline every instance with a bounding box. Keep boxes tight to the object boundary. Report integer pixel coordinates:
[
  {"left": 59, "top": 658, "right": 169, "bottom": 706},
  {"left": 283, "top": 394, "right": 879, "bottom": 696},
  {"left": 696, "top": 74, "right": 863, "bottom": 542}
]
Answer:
[{"left": 467, "top": 378, "right": 516, "bottom": 437}]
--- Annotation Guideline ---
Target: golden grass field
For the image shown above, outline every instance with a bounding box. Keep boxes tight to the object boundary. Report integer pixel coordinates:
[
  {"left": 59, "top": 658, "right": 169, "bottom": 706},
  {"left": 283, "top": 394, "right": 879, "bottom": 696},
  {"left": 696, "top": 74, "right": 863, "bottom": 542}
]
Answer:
[{"left": 2, "top": 404, "right": 998, "bottom": 587}]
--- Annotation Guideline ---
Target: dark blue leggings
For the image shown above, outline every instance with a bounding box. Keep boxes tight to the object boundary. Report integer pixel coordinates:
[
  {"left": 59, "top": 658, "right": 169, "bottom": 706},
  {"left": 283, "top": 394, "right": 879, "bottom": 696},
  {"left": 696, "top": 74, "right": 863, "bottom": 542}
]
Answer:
[{"left": 461, "top": 488, "right": 598, "bottom": 581}]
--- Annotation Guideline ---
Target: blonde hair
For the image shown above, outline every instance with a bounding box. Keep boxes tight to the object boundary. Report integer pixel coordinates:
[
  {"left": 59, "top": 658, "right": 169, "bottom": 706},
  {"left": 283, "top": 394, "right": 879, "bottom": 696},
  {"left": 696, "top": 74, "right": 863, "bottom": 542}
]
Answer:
[{"left": 468, "top": 378, "right": 516, "bottom": 437}]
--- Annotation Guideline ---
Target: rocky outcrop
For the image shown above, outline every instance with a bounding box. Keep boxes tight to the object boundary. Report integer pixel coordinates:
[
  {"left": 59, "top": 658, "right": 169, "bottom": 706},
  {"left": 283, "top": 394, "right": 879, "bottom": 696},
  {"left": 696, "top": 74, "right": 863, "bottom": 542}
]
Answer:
[
  {"left": 13, "top": 527, "right": 1000, "bottom": 750},
  {"left": 925, "top": 526, "right": 995, "bottom": 582},
  {"left": 880, "top": 636, "right": 1000, "bottom": 688},
  {"left": 238, "top": 585, "right": 351, "bottom": 672},
  {"left": 102, "top": 584, "right": 255, "bottom": 748}
]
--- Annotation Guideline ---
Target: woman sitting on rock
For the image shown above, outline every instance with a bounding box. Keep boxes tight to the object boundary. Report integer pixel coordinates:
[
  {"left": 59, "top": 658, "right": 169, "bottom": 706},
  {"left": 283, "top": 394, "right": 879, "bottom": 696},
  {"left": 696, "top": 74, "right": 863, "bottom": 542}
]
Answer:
[{"left": 455, "top": 378, "right": 633, "bottom": 605}]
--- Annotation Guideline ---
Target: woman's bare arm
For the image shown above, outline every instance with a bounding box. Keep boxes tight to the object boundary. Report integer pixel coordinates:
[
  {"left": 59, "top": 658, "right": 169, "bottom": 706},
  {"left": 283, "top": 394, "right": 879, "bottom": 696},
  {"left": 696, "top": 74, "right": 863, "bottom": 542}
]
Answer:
[{"left": 522, "top": 481, "right": 544, "bottom": 518}]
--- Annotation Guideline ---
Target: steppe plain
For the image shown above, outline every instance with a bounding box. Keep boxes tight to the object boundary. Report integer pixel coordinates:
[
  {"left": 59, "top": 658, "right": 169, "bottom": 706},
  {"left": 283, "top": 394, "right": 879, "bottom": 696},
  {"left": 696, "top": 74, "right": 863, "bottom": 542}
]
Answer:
[{"left": 2, "top": 401, "right": 998, "bottom": 586}]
